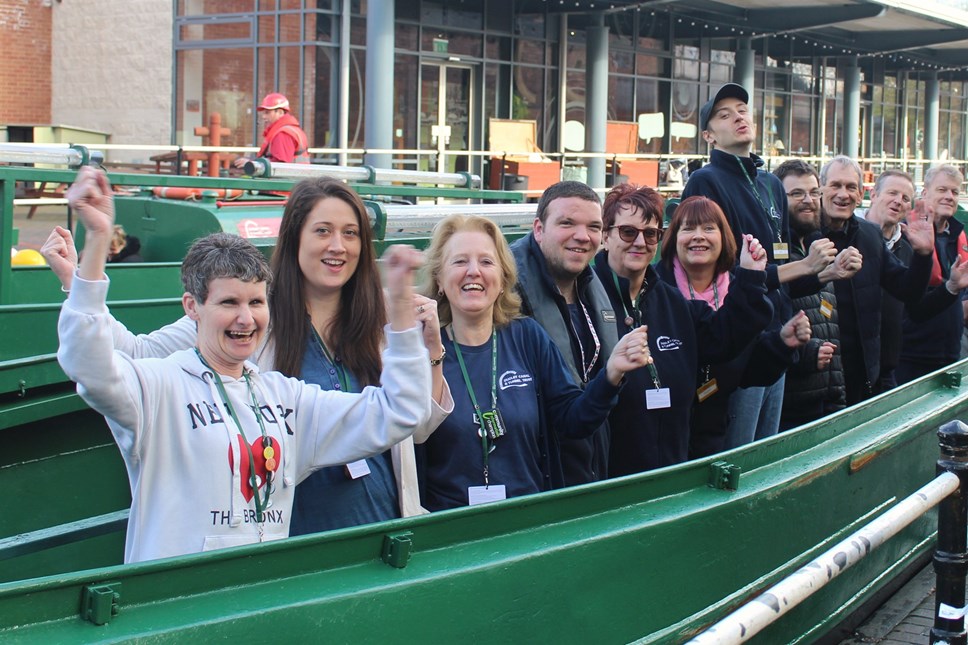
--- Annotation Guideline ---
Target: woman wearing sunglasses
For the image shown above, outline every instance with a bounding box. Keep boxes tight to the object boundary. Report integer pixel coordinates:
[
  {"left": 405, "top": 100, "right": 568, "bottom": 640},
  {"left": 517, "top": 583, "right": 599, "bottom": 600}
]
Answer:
[{"left": 592, "top": 184, "right": 777, "bottom": 476}]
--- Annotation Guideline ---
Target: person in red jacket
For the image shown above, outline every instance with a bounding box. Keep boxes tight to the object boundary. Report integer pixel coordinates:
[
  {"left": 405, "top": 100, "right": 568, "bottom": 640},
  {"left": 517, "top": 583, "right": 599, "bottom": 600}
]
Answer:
[{"left": 234, "top": 93, "right": 310, "bottom": 168}]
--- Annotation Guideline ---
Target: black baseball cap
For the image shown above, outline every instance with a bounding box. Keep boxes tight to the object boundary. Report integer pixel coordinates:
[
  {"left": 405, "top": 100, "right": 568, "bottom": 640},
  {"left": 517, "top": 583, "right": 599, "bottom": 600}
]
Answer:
[{"left": 699, "top": 83, "right": 750, "bottom": 131}]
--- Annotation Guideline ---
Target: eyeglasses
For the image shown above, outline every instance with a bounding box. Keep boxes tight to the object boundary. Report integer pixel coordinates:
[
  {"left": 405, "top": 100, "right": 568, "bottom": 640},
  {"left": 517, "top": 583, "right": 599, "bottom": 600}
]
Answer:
[
  {"left": 609, "top": 225, "right": 664, "bottom": 244},
  {"left": 786, "top": 189, "right": 822, "bottom": 202}
]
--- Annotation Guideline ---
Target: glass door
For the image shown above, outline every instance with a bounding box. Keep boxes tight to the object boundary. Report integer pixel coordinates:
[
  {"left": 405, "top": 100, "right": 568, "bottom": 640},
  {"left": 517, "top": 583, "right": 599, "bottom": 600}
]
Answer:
[{"left": 420, "top": 63, "right": 474, "bottom": 174}]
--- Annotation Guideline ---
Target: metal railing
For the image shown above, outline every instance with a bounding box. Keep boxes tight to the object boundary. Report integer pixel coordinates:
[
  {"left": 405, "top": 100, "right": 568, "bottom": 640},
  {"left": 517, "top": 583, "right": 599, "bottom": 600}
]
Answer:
[{"left": 687, "top": 419, "right": 968, "bottom": 645}]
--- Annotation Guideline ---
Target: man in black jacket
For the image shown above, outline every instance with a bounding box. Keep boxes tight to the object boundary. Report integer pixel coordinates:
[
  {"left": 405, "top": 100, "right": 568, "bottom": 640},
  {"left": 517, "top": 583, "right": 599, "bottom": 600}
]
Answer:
[
  {"left": 509, "top": 181, "right": 618, "bottom": 487},
  {"left": 819, "top": 156, "right": 934, "bottom": 404},
  {"left": 683, "top": 83, "right": 836, "bottom": 446}
]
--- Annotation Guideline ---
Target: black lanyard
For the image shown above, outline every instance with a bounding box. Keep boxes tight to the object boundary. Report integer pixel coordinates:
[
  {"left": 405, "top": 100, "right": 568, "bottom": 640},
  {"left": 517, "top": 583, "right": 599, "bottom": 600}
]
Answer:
[
  {"left": 450, "top": 328, "right": 498, "bottom": 486},
  {"left": 194, "top": 348, "right": 275, "bottom": 522},
  {"left": 735, "top": 155, "right": 782, "bottom": 243}
]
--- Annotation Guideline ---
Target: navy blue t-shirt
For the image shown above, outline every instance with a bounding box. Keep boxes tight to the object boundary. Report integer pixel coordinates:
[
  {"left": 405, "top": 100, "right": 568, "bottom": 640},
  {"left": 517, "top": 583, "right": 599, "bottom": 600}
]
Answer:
[
  {"left": 419, "top": 317, "right": 620, "bottom": 511},
  {"left": 288, "top": 327, "right": 399, "bottom": 535}
]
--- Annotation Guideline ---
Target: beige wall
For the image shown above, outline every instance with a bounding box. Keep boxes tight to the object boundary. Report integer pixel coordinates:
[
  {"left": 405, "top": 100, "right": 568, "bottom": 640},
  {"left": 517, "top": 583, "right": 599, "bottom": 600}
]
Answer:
[{"left": 51, "top": 0, "right": 172, "bottom": 163}]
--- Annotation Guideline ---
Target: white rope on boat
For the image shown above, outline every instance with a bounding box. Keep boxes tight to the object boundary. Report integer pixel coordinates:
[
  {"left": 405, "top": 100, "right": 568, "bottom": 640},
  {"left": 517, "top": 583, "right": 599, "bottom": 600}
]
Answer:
[{"left": 686, "top": 471, "right": 960, "bottom": 645}]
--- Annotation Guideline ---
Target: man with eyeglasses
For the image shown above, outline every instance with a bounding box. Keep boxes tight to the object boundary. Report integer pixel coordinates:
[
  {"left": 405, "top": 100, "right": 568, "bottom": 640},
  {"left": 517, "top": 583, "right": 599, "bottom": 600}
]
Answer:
[
  {"left": 510, "top": 180, "right": 619, "bottom": 487},
  {"left": 682, "top": 83, "right": 836, "bottom": 446},
  {"left": 773, "top": 160, "right": 851, "bottom": 430}
]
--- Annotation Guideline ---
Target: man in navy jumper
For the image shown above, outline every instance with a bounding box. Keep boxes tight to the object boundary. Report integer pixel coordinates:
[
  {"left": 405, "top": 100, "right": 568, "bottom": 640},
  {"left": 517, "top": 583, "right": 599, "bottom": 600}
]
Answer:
[
  {"left": 682, "top": 84, "right": 835, "bottom": 447},
  {"left": 897, "top": 164, "right": 968, "bottom": 383},
  {"left": 510, "top": 181, "right": 618, "bottom": 487}
]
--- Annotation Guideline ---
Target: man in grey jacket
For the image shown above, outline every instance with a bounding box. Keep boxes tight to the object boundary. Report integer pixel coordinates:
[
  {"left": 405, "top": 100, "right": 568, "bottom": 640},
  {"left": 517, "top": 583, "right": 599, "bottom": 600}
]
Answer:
[{"left": 510, "top": 181, "right": 618, "bottom": 487}]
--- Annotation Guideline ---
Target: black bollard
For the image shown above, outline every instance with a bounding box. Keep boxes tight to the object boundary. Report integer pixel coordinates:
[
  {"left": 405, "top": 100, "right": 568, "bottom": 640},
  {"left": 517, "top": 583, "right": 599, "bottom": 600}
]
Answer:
[{"left": 931, "top": 420, "right": 968, "bottom": 645}]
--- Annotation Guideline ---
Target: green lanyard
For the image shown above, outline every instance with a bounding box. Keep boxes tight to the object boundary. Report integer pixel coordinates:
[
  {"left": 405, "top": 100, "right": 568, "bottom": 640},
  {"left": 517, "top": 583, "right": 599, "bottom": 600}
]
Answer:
[
  {"left": 194, "top": 348, "right": 275, "bottom": 522},
  {"left": 450, "top": 328, "right": 498, "bottom": 486},
  {"left": 609, "top": 270, "right": 661, "bottom": 390},
  {"left": 310, "top": 326, "right": 352, "bottom": 393},
  {"left": 734, "top": 155, "right": 782, "bottom": 243},
  {"left": 610, "top": 269, "right": 644, "bottom": 328},
  {"left": 687, "top": 280, "right": 720, "bottom": 311}
]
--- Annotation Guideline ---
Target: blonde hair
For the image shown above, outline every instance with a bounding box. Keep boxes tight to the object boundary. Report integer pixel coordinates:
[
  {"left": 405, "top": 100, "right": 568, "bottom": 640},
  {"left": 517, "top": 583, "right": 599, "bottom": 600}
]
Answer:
[{"left": 420, "top": 215, "right": 522, "bottom": 328}]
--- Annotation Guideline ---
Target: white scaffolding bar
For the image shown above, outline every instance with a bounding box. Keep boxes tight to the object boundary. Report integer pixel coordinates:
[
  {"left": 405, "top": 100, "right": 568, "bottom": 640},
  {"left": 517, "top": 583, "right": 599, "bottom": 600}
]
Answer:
[{"left": 686, "top": 472, "right": 960, "bottom": 645}]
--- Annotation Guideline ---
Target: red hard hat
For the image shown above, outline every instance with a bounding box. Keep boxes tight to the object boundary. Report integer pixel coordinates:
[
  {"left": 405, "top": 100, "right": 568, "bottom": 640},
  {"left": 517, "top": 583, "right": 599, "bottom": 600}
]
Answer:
[{"left": 257, "top": 93, "right": 290, "bottom": 112}]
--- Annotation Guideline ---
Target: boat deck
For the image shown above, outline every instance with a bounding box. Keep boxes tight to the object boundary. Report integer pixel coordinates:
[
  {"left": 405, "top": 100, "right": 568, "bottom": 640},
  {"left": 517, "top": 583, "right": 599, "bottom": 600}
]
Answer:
[{"left": 839, "top": 564, "right": 950, "bottom": 644}]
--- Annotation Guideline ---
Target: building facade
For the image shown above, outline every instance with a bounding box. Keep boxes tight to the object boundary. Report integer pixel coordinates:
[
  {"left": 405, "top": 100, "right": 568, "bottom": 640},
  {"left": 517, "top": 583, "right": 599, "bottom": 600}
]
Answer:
[{"left": 3, "top": 0, "right": 968, "bottom": 186}]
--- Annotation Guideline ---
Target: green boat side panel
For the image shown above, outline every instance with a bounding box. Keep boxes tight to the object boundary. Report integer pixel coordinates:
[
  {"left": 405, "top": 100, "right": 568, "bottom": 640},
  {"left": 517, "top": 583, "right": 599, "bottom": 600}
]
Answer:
[{"left": 0, "top": 364, "right": 964, "bottom": 643}]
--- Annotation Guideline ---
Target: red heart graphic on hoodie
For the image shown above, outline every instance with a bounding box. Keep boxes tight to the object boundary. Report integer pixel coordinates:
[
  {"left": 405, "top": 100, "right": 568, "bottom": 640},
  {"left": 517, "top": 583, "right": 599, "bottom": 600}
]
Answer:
[{"left": 228, "top": 435, "right": 281, "bottom": 502}]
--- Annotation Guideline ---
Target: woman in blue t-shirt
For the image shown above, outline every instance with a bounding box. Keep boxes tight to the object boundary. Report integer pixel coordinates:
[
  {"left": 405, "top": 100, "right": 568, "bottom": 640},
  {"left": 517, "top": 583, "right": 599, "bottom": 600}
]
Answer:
[{"left": 415, "top": 215, "right": 651, "bottom": 510}]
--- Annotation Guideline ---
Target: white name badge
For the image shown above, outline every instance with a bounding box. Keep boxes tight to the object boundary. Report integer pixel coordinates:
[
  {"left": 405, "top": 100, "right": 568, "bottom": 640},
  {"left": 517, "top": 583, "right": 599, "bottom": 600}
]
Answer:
[
  {"left": 646, "top": 388, "right": 672, "bottom": 410},
  {"left": 468, "top": 485, "right": 507, "bottom": 506},
  {"left": 345, "top": 459, "right": 371, "bottom": 479}
]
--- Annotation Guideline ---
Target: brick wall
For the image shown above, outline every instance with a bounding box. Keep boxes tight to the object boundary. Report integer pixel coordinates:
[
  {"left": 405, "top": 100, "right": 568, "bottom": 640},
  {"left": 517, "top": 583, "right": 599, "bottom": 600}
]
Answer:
[{"left": 0, "top": 0, "right": 52, "bottom": 125}]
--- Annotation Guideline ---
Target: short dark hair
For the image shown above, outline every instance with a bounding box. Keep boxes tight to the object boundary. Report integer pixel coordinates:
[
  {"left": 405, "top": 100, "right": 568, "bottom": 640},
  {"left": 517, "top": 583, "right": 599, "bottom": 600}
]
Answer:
[
  {"left": 535, "top": 180, "right": 600, "bottom": 224},
  {"left": 773, "top": 159, "right": 819, "bottom": 184},
  {"left": 602, "top": 183, "right": 664, "bottom": 229},
  {"left": 181, "top": 233, "right": 271, "bottom": 303},
  {"left": 660, "top": 195, "right": 737, "bottom": 276}
]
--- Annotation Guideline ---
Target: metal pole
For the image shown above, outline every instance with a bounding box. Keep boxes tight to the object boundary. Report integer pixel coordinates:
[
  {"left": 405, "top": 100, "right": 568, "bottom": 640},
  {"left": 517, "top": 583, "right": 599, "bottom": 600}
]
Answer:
[
  {"left": 931, "top": 420, "right": 968, "bottom": 645},
  {"left": 687, "top": 472, "right": 960, "bottom": 644}
]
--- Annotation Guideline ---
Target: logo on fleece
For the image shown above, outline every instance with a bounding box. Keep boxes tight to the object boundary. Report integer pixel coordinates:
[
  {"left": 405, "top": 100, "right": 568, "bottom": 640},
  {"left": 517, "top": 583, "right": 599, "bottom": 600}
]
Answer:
[
  {"left": 228, "top": 435, "right": 281, "bottom": 502},
  {"left": 657, "top": 336, "right": 682, "bottom": 351},
  {"left": 499, "top": 370, "right": 533, "bottom": 390}
]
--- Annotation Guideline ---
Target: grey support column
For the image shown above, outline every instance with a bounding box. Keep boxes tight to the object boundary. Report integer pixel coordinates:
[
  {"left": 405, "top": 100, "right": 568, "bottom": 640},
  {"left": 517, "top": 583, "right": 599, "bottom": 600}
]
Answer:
[
  {"left": 926, "top": 72, "right": 940, "bottom": 162},
  {"left": 585, "top": 16, "right": 608, "bottom": 190},
  {"left": 364, "top": 0, "right": 394, "bottom": 169},
  {"left": 844, "top": 58, "right": 861, "bottom": 159},
  {"left": 735, "top": 38, "right": 755, "bottom": 98}
]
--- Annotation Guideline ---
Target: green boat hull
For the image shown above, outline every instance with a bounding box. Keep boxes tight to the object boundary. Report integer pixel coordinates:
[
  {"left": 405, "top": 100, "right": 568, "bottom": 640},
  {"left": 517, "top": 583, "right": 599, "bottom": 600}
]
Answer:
[
  {"left": 1, "top": 163, "right": 964, "bottom": 643},
  {"left": 1, "top": 365, "right": 963, "bottom": 643}
]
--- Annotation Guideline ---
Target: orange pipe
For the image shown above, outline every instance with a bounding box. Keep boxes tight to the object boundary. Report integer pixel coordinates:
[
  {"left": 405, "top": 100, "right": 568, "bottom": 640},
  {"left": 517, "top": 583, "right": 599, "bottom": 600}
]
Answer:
[{"left": 152, "top": 187, "right": 245, "bottom": 200}]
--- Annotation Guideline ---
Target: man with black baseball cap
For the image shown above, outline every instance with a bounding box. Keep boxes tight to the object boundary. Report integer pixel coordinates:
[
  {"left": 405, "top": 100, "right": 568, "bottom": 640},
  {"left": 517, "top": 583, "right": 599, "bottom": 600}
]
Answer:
[{"left": 681, "top": 83, "right": 832, "bottom": 448}]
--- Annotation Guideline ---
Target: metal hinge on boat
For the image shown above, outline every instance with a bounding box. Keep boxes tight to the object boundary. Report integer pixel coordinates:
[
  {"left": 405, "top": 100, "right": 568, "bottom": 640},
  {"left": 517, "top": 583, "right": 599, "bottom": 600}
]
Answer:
[
  {"left": 81, "top": 582, "right": 121, "bottom": 625},
  {"left": 381, "top": 531, "right": 413, "bottom": 568},
  {"left": 708, "top": 461, "right": 741, "bottom": 490}
]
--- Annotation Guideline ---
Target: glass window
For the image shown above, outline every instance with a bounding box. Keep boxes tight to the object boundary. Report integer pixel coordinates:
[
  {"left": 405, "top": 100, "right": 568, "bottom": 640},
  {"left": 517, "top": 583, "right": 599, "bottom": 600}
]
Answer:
[
  {"left": 175, "top": 48, "right": 254, "bottom": 147},
  {"left": 636, "top": 77, "right": 667, "bottom": 154},
  {"left": 670, "top": 81, "right": 698, "bottom": 154},
  {"left": 421, "top": 29, "right": 482, "bottom": 57},
  {"left": 311, "top": 45, "right": 337, "bottom": 151},
  {"left": 673, "top": 44, "right": 699, "bottom": 80},
  {"left": 610, "top": 76, "right": 634, "bottom": 123},
  {"left": 790, "top": 93, "right": 812, "bottom": 155}
]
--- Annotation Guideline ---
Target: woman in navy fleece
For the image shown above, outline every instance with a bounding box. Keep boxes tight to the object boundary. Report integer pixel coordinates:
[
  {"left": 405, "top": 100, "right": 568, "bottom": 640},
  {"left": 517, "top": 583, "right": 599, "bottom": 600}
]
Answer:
[
  {"left": 416, "top": 215, "right": 652, "bottom": 510},
  {"left": 658, "top": 195, "right": 811, "bottom": 454},
  {"left": 592, "top": 185, "right": 777, "bottom": 475}
]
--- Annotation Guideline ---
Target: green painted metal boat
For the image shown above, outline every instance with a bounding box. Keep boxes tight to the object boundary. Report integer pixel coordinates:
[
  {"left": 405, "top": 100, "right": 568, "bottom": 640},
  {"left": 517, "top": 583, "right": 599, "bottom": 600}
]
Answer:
[{"left": 0, "top": 153, "right": 963, "bottom": 643}]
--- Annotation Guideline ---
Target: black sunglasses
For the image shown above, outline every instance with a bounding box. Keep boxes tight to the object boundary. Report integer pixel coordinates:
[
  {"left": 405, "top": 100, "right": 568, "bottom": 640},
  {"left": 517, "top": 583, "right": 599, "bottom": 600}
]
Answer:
[{"left": 609, "top": 225, "right": 664, "bottom": 244}]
